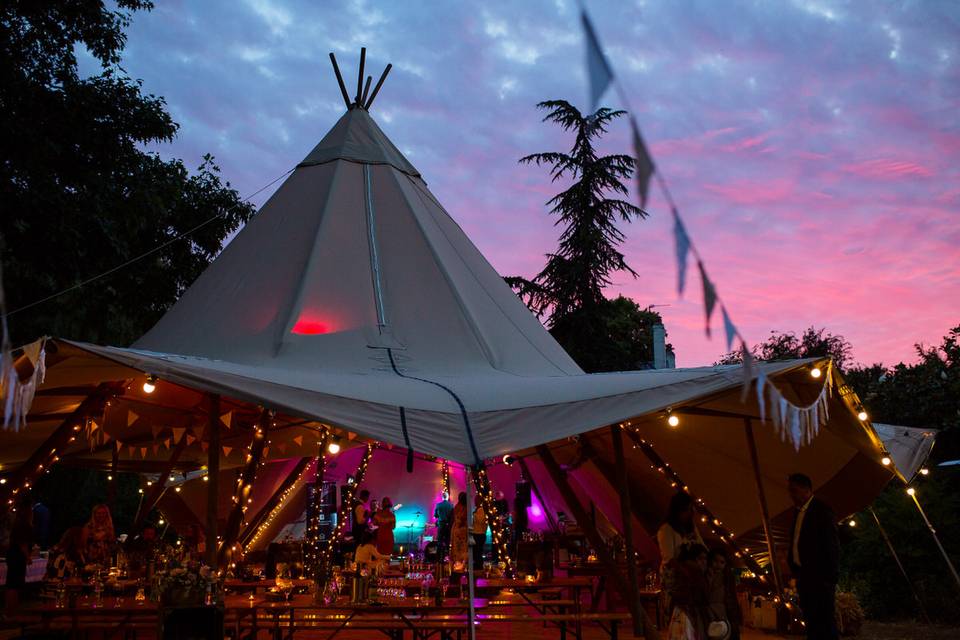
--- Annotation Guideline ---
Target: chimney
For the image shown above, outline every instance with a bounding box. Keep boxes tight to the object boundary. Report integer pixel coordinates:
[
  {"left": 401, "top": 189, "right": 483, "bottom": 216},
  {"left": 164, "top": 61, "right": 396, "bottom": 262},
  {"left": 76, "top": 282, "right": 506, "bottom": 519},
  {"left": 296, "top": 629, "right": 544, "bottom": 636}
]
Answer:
[{"left": 653, "top": 323, "right": 667, "bottom": 369}]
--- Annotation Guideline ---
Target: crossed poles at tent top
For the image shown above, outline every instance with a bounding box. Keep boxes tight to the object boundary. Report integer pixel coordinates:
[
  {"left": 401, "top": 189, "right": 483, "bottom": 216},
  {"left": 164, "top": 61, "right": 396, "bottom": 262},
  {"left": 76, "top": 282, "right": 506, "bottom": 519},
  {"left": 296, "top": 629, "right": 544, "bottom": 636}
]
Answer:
[{"left": 329, "top": 47, "right": 392, "bottom": 112}]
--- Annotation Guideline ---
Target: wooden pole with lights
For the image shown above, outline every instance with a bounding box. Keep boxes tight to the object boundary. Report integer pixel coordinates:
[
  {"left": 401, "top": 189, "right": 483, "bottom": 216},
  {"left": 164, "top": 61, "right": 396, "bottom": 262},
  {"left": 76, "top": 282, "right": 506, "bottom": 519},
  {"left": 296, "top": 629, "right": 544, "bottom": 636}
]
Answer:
[
  {"left": 1, "top": 383, "right": 117, "bottom": 511},
  {"left": 470, "top": 465, "right": 513, "bottom": 577},
  {"left": 537, "top": 444, "right": 659, "bottom": 640},
  {"left": 305, "top": 431, "right": 329, "bottom": 580},
  {"left": 206, "top": 394, "right": 221, "bottom": 568},
  {"left": 107, "top": 445, "right": 119, "bottom": 507},
  {"left": 611, "top": 424, "right": 644, "bottom": 637},
  {"left": 743, "top": 418, "right": 785, "bottom": 600},
  {"left": 218, "top": 409, "right": 269, "bottom": 567},
  {"left": 868, "top": 507, "right": 930, "bottom": 622},
  {"left": 317, "top": 443, "right": 374, "bottom": 576},
  {"left": 907, "top": 488, "right": 960, "bottom": 594}
]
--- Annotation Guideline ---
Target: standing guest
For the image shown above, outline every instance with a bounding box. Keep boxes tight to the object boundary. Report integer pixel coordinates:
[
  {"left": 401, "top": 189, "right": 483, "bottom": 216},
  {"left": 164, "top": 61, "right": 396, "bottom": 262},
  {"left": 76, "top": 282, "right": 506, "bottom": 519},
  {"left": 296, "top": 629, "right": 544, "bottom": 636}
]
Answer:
[
  {"left": 373, "top": 497, "right": 396, "bottom": 556},
  {"left": 434, "top": 492, "right": 454, "bottom": 556},
  {"left": 657, "top": 492, "right": 705, "bottom": 570},
  {"left": 46, "top": 527, "right": 87, "bottom": 581},
  {"left": 4, "top": 494, "right": 33, "bottom": 612},
  {"left": 450, "top": 492, "right": 469, "bottom": 570},
  {"left": 706, "top": 548, "right": 741, "bottom": 640},
  {"left": 351, "top": 489, "right": 371, "bottom": 545},
  {"left": 787, "top": 473, "right": 839, "bottom": 640},
  {"left": 83, "top": 504, "right": 115, "bottom": 566},
  {"left": 667, "top": 544, "right": 709, "bottom": 640},
  {"left": 470, "top": 497, "right": 487, "bottom": 569}
]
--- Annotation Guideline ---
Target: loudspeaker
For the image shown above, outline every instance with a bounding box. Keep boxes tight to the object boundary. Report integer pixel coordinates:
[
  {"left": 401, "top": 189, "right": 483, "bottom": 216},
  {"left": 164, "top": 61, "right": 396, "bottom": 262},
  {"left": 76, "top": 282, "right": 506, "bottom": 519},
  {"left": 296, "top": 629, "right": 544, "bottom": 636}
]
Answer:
[{"left": 515, "top": 481, "right": 531, "bottom": 506}]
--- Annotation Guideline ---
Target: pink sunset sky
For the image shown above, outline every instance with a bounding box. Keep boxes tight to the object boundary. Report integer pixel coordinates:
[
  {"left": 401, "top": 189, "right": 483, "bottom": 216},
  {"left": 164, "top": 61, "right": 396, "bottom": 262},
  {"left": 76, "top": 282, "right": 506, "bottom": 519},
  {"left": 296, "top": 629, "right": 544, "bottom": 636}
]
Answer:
[{"left": 103, "top": 0, "right": 958, "bottom": 367}]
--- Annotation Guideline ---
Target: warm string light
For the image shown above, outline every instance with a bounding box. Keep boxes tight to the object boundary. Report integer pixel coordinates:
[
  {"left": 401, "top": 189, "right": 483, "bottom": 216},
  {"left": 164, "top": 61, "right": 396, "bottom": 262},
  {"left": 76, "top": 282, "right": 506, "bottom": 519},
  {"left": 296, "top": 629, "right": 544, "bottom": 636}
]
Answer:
[
  {"left": 472, "top": 465, "right": 513, "bottom": 576},
  {"left": 245, "top": 459, "right": 315, "bottom": 552},
  {"left": 317, "top": 443, "right": 374, "bottom": 573},
  {"left": 623, "top": 424, "right": 772, "bottom": 589},
  {"left": 304, "top": 430, "right": 329, "bottom": 579},
  {"left": 441, "top": 459, "right": 451, "bottom": 496},
  {"left": 219, "top": 417, "right": 267, "bottom": 565}
]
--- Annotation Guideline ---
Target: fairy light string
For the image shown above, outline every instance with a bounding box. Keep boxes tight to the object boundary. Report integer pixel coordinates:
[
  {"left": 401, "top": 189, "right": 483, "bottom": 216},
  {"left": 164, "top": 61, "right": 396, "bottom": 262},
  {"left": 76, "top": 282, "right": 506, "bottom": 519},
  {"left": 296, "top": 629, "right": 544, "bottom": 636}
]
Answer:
[
  {"left": 245, "top": 459, "right": 314, "bottom": 552},
  {"left": 305, "top": 430, "right": 329, "bottom": 579},
  {"left": 317, "top": 442, "right": 374, "bottom": 577},
  {"left": 471, "top": 465, "right": 514, "bottom": 577}
]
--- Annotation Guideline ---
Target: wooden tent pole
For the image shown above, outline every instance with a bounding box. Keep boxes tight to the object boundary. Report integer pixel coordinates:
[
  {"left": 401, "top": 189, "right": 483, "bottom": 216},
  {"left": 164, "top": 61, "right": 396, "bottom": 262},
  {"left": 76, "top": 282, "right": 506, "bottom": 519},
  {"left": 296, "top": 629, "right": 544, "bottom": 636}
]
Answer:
[
  {"left": 328, "top": 53, "right": 351, "bottom": 109},
  {"left": 579, "top": 437, "right": 659, "bottom": 531},
  {"left": 537, "top": 445, "right": 659, "bottom": 640},
  {"left": 743, "top": 418, "right": 785, "bottom": 597},
  {"left": 239, "top": 456, "right": 312, "bottom": 548},
  {"left": 218, "top": 409, "right": 269, "bottom": 567},
  {"left": 307, "top": 431, "right": 328, "bottom": 580},
  {"left": 134, "top": 436, "right": 189, "bottom": 530},
  {"left": 868, "top": 507, "right": 930, "bottom": 622},
  {"left": 206, "top": 394, "right": 221, "bottom": 568},
  {"left": 517, "top": 457, "right": 559, "bottom": 534},
  {"left": 611, "top": 425, "right": 644, "bottom": 637},
  {"left": 1, "top": 383, "right": 116, "bottom": 511}
]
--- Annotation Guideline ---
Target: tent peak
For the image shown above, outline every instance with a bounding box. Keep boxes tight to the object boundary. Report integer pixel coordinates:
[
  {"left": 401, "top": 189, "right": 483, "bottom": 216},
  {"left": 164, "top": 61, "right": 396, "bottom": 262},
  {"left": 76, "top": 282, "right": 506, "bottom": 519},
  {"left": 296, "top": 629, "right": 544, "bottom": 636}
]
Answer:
[{"left": 330, "top": 48, "right": 393, "bottom": 112}]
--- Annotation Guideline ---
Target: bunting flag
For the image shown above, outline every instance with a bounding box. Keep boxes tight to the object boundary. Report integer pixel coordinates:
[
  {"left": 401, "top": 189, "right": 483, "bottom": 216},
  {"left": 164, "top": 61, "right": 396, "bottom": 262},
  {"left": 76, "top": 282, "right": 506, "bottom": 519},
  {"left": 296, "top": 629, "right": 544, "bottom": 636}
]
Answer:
[
  {"left": 698, "top": 261, "right": 717, "bottom": 337},
  {"left": 293, "top": 435, "right": 303, "bottom": 447},
  {"left": 263, "top": 446, "right": 270, "bottom": 458},
  {"left": 739, "top": 343, "right": 755, "bottom": 402},
  {"left": 222, "top": 445, "right": 232, "bottom": 457},
  {"left": 673, "top": 215, "right": 691, "bottom": 295},
  {"left": 721, "top": 306, "right": 738, "bottom": 352},
  {"left": 629, "top": 117, "right": 656, "bottom": 209},
  {"left": 1, "top": 338, "right": 46, "bottom": 431},
  {"left": 220, "top": 411, "right": 233, "bottom": 429},
  {"left": 102, "top": 431, "right": 111, "bottom": 444},
  {"left": 172, "top": 427, "right": 186, "bottom": 443},
  {"left": 186, "top": 434, "right": 196, "bottom": 446},
  {"left": 347, "top": 431, "right": 357, "bottom": 441},
  {"left": 201, "top": 442, "right": 209, "bottom": 453},
  {"left": 89, "top": 419, "right": 99, "bottom": 433},
  {"left": 140, "top": 447, "right": 147, "bottom": 459},
  {"left": 164, "top": 438, "right": 172, "bottom": 450},
  {"left": 755, "top": 369, "right": 768, "bottom": 423},
  {"left": 115, "top": 440, "right": 122, "bottom": 452},
  {"left": 126, "top": 410, "right": 138, "bottom": 427},
  {"left": 581, "top": 10, "right": 613, "bottom": 112},
  {"left": 756, "top": 360, "right": 833, "bottom": 451}
]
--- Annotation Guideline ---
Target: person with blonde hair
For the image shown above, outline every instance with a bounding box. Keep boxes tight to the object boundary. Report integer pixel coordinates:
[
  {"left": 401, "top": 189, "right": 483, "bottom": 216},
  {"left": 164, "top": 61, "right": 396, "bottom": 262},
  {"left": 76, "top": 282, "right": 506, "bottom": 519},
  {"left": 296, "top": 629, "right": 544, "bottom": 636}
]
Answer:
[{"left": 83, "top": 503, "right": 115, "bottom": 566}]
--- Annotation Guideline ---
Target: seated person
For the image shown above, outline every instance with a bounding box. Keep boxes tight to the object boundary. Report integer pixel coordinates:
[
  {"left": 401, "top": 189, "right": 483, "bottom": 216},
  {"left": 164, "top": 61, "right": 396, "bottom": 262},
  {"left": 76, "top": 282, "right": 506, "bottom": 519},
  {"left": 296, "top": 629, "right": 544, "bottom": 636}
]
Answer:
[
  {"left": 354, "top": 530, "right": 389, "bottom": 573},
  {"left": 47, "top": 526, "right": 87, "bottom": 581}
]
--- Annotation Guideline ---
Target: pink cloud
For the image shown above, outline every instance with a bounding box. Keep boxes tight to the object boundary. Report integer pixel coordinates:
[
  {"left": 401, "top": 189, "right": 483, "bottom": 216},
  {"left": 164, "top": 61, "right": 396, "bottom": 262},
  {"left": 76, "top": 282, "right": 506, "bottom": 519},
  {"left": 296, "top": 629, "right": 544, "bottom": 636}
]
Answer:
[
  {"left": 843, "top": 158, "right": 934, "bottom": 179},
  {"left": 702, "top": 178, "right": 795, "bottom": 205}
]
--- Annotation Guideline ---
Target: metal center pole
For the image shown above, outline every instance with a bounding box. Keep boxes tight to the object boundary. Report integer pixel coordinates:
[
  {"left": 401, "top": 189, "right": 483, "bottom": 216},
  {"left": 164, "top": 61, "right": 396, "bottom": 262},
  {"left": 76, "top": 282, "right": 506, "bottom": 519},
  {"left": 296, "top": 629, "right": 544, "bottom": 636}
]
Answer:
[{"left": 466, "top": 465, "right": 477, "bottom": 640}]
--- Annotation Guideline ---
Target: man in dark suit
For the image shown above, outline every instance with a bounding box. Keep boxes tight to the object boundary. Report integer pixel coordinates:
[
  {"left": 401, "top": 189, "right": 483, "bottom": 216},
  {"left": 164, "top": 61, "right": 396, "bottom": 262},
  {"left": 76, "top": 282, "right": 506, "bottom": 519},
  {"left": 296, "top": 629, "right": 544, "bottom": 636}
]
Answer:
[{"left": 787, "top": 473, "right": 839, "bottom": 640}]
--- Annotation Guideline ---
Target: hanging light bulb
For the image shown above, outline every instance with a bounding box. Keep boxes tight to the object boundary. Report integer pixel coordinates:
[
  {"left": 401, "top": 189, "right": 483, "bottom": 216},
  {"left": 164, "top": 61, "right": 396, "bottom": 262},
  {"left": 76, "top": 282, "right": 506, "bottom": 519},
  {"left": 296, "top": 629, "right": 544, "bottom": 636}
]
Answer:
[
  {"left": 847, "top": 520, "right": 857, "bottom": 527},
  {"left": 906, "top": 487, "right": 916, "bottom": 496},
  {"left": 143, "top": 374, "right": 158, "bottom": 394},
  {"left": 857, "top": 409, "right": 868, "bottom": 421},
  {"left": 809, "top": 367, "right": 822, "bottom": 379},
  {"left": 881, "top": 456, "right": 892, "bottom": 466},
  {"left": 919, "top": 467, "right": 929, "bottom": 476},
  {"left": 667, "top": 413, "right": 680, "bottom": 428},
  {"left": 327, "top": 436, "right": 341, "bottom": 455}
]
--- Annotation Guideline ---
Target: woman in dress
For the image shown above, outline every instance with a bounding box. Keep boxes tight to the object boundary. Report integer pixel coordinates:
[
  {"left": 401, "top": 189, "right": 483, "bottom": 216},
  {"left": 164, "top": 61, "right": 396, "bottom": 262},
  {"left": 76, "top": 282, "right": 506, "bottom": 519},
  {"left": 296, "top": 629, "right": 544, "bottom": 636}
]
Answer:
[
  {"left": 658, "top": 492, "right": 705, "bottom": 569},
  {"left": 450, "top": 492, "right": 469, "bottom": 570},
  {"left": 373, "top": 497, "right": 396, "bottom": 556},
  {"left": 83, "top": 503, "right": 115, "bottom": 566},
  {"left": 668, "top": 544, "right": 710, "bottom": 640}
]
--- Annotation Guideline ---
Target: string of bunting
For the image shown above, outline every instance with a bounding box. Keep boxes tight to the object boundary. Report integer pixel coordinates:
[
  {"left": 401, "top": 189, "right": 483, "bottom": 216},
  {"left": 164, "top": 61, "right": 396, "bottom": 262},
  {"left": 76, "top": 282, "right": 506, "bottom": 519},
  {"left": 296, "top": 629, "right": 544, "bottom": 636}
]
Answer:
[{"left": 580, "top": 7, "right": 832, "bottom": 450}]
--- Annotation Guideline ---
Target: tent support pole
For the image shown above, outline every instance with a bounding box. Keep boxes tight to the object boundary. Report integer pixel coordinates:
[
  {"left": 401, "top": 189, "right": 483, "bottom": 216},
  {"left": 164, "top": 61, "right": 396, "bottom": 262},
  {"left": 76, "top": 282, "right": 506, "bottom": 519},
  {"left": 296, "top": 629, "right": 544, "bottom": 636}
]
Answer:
[
  {"left": 579, "top": 436, "right": 659, "bottom": 532},
  {"left": 218, "top": 409, "right": 269, "bottom": 567},
  {"left": 320, "top": 444, "right": 373, "bottom": 569},
  {"left": 537, "top": 445, "right": 659, "bottom": 640},
  {"left": 611, "top": 424, "right": 645, "bottom": 637},
  {"left": 868, "top": 507, "right": 930, "bottom": 622},
  {"left": 206, "top": 394, "right": 221, "bottom": 568},
  {"left": 466, "top": 466, "right": 477, "bottom": 640},
  {"left": 309, "top": 431, "right": 328, "bottom": 583},
  {"left": 134, "top": 435, "right": 190, "bottom": 530},
  {"left": 0, "top": 383, "right": 116, "bottom": 511},
  {"left": 517, "top": 457, "right": 559, "bottom": 534},
  {"left": 743, "top": 418, "right": 785, "bottom": 598},
  {"left": 239, "top": 456, "right": 312, "bottom": 548},
  {"left": 908, "top": 492, "right": 960, "bottom": 594}
]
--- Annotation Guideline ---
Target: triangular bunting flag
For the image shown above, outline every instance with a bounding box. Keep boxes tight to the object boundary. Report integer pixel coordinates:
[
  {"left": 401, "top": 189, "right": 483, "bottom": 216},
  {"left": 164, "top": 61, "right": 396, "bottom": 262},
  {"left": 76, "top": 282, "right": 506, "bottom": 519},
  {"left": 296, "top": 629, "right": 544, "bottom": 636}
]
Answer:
[
  {"left": 102, "top": 432, "right": 111, "bottom": 444},
  {"left": 347, "top": 432, "right": 357, "bottom": 441},
  {"left": 186, "top": 434, "right": 196, "bottom": 446},
  {"left": 581, "top": 10, "right": 613, "bottom": 112},
  {"left": 220, "top": 411, "right": 233, "bottom": 429},
  {"left": 201, "top": 442, "right": 209, "bottom": 453},
  {"left": 89, "top": 420, "right": 99, "bottom": 432},
  {"left": 263, "top": 446, "right": 270, "bottom": 458},
  {"left": 115, "top": 440, "right": 122, "bottom": 452},
  {"left": 127, "top": 410, "right": 138, "bottom": 427},
  {"left": 721, "top": 306, "right": 737, "bottom": 352},
  {"left": 629, "top": 117, "right": 655, "bottom": 209},
  {"left": 740, "top": 342, "right": 755, "bottom": 401},
  {"left": 172, "top": 427, "right": 186, "bottom": 443},
  {"left": 222, "top": 446, "right": 232, "bottom": 457},
  {"left": 293, "top": 435, "right": 303, "bottom": 447},
  {"left": 164, "top": 438, "right": 172, "bottom": 450},
  {"left": 140, "top": 447, "right": 147, "bottom": 458},
  {"left": 698, "top": 261, "right": 717, "bottom": 337},
  {"left": 673, "top": 215, "right": 690, "bottom": 296}
]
